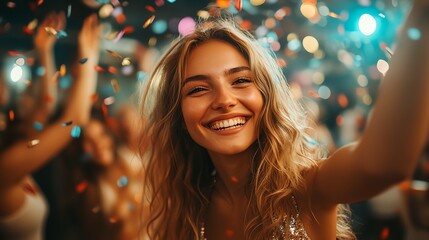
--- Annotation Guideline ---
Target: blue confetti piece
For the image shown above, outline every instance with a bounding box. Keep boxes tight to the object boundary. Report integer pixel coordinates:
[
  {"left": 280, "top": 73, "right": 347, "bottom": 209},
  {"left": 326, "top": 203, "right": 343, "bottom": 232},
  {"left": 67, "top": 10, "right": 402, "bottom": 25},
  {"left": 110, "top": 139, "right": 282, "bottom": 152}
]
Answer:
[
  {"left": 117, "top": 176, "right": 128, "bottom": 188},
  {"left": 33, "top": 122, "right": 43, "bottom": 131},
  {"left": 407, "top": 28, "right": 421, "bottom": 41},
  {"left": 79, "top": 58, "right": 88, "bottom": 64},
  {"left": 36, "top": 66, "right": 46, "bottom": 77},
  {"left": 56, "top": 30, "right": 68, "bottom": 39},
  {"left": 71, "top": 126, "right": 81, "bottom": 138}
]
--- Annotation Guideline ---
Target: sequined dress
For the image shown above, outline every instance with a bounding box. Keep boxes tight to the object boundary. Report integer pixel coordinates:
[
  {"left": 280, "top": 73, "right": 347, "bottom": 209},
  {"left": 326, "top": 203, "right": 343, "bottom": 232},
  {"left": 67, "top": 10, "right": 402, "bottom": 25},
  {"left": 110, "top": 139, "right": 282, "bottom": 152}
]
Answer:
[{"left": 199, "top": 195, "right": 310, "bottom": 240}]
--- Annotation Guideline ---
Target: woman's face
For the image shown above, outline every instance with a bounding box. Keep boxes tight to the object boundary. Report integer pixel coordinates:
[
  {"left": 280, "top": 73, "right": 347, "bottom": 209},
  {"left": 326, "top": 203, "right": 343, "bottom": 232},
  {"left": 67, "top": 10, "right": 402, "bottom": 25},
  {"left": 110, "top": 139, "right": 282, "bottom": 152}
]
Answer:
[{"left": 181, "top": 40, "right": 263, "bottom": 157}]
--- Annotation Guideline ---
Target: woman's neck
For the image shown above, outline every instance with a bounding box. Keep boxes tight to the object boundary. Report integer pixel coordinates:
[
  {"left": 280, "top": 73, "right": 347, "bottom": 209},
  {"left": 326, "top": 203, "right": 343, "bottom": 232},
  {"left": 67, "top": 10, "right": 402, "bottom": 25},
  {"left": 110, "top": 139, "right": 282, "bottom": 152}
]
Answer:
[{"left": 208, "top": 150, "right": 253, "bottom": 205}]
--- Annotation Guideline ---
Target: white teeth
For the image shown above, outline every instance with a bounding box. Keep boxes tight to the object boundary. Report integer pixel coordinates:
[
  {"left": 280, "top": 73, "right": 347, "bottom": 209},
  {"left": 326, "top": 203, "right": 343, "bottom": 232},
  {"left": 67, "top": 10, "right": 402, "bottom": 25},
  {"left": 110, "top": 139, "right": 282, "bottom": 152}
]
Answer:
[{"left": 209, "top": 117, "right": 246, "bottom": 130}]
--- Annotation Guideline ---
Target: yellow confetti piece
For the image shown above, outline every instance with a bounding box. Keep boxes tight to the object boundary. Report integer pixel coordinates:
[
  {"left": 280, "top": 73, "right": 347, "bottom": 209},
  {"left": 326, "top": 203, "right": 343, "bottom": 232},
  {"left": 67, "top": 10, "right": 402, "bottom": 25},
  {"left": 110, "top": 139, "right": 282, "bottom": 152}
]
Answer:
[
  {"left": 44, "top": 27, "right": 58, "bottom": 36},
  {"left": 60, "top": 64, "right": 66, "bottom": 76},
  {"left": 111, "top": 79, "right": 120, "bottom": 93},
  {"left": 27, "top": 139, "right": 40, "bottom": 148},
  {"left": 121, "top": 57, "right": 131, "bottom": 66},
  {"left": 328, "top": 12, "right": 342, "bottom": 20},
  {"left": 143, "top": 15, "right": 155, "bottom": 29}
]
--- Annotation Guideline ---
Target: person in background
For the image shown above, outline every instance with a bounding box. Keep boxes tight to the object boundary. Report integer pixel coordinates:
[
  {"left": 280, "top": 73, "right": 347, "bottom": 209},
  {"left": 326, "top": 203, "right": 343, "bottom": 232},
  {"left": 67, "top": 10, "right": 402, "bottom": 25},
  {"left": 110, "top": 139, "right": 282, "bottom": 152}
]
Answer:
[
  {"left": 0, "top": 13, "right": 101, "bottom": 240},
  {"left": 138, "top": 0, "right": 429, "bottom": 239}
]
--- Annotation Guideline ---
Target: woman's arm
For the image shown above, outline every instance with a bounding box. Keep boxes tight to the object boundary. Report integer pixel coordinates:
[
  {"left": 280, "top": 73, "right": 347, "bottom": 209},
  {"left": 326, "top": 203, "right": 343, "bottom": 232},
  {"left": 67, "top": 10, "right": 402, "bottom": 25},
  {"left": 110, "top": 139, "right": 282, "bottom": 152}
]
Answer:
[
  {"left": 0, "top": 14, "right": 102, "bottom": 189},
  {"left": 312, "top": 0, "right": 429, "bottom": 206}
]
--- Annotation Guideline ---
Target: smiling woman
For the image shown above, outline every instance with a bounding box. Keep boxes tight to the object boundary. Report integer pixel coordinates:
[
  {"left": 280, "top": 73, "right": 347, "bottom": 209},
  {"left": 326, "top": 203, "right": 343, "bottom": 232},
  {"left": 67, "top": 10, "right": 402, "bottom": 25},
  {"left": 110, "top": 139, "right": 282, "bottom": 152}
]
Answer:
[{"left": 139, "top": 2, "right": 429, "bottom": 238}]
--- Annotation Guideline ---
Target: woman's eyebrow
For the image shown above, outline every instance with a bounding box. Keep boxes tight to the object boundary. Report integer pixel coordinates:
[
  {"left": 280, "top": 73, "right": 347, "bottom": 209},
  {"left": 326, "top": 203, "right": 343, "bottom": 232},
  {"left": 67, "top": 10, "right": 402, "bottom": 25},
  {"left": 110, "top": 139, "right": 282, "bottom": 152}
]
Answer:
[{"left": 183, "top": 66, "right": 251, "bottom": 85}]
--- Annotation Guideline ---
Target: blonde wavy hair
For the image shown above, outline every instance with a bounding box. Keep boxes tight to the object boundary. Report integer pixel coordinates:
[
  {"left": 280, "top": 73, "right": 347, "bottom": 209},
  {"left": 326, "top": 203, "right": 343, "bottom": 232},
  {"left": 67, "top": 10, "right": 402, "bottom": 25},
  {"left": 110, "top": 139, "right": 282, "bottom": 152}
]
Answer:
[{"left": 139, "top": 18, "right": 355, "bottom": 239}]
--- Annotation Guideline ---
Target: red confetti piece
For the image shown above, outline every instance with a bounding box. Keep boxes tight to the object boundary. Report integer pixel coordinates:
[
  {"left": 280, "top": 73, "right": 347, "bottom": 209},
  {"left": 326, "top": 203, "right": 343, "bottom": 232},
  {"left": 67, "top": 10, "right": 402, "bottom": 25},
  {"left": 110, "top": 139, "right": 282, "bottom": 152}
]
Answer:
[
  {"left": 337, "top": 94, "right": 349, "bottom": 108},
  {"left": 225, "top": 229, "right": 234, "bottom": 238},
  {"left": 143, "top": 15, "right": 155, "bottom": 29},
  {"left": 101, "top": 103, "right": 108, "bottom": 119},
  {"left": 116, "top": 13, "right": 126, "bottom": 24},
  {"left": 94, "top": 65, "right": 105, "bottom": 72},
  {"left": 380, "top": 227, "right": 389, "bottom": 240},
  {"left": 8, "top": 51, "right": 22, "bottom": 56},
  {"left": 235, "top": 0, "right": 242, "bottom": 11},
  {"left": 123, "top": 26, "right": 135, "bottom": 34},
  {"left": 307, "top": 90, "right": 320, "bottom": 99},
  {"left": 336, "top": 115, "right": 343, "bottom": 126},
  {"left": 75, "top": 181, "right": 88, "bottom": 193},
  {"left": 231, "top": 176, "right": 238, "bottom": 183},
  {"left": 106, "top": 49, "right": 123, "bottom": 59},
  {"left": 145, "top": 5, "right": 156, "bottom": 13},
  {"left": 9, "top": 110, "right": 14, "bottom": 121},
  {"left": 108, "top": 66, "right": 118, "bottom": 74},
  {"left": 22, "top": 26, "right": 34, "bottom": 35}
]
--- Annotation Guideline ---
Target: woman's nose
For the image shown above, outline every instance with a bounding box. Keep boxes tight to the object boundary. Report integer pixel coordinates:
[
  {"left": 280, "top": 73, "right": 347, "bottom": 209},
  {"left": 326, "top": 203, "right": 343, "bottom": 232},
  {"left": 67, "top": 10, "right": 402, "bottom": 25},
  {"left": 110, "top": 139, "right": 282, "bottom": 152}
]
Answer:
[{"left": 210, "top": 86, "right": 237, "bottom": 111}]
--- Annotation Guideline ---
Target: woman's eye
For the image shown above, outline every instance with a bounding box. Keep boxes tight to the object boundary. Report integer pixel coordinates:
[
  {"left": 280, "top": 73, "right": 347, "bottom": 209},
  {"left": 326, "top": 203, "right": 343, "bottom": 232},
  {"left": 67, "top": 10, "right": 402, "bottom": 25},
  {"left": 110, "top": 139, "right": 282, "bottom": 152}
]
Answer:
[
  {"left": 187, "top": 87, "right": 206, "bottom": 95},
  {"left": 233, "top": 78, "right": 252, "bottom": 85}
]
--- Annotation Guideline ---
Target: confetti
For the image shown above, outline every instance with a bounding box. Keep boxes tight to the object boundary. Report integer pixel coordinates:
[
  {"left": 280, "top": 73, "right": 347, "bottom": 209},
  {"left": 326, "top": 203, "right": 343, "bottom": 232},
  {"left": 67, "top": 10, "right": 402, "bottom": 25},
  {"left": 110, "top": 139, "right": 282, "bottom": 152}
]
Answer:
[
  {"left": 108, "top": 66, "right": 118, "bottom": 74},
  {"left": 94, "top": 65, "right": 105, "bottom": 72},
  {"left": 307, "top": 90, "right": 320, "bottom": 99},
  {"left": 44, "top": 27, "right": 58, "bottom": 36},
  {"left": 111, "top": 79, "right": 120, "bottom": 93},
  {"left": 71, "top": 126, "right": 82, "bottom": 138},
  {"left": 117, "top": 176, "right": 129, "bottom": 187},
  {"left": 143, "top": 15, "right": 156, "bottom": 29},
  {"left": 231, "top": 176, "right": 238, "bottom": 183},
  {"left": 225, "top": 229, "right": 234, "bottom": 238},
  {"left": 145, "top": 5, "right": 156, "bottom": 13},
  {"left": 121, "top": 57, "right": 131, "bottom": 66},
  {"left": 33, "top": 122, "right": 43, "bottom": 131},
  {"left": 9, "top": 110, "right": 14, "bottom": 121},
  {"left": 328, "top": 12, "right": 342, "bottom": 20},
  {"left": 62, "top": 121, "right": 73, "bottom": 126},
  {"left": 27, "top": 139, "right": 40, "bottom": 148},
  {"left": 106, "top": 49, "right": 123, "bottom": 59},
  {"left": 75, "top": 181, "right": 88, "bottom": 193},
  {"left": 60, "top": 64, "right": 66, "bottom": 76},
  {"left": 235, "top": 0, "right": 242, "bottom": 11},
  {"left": 79, "top": 58, "right": 88, "bottom": 64}
]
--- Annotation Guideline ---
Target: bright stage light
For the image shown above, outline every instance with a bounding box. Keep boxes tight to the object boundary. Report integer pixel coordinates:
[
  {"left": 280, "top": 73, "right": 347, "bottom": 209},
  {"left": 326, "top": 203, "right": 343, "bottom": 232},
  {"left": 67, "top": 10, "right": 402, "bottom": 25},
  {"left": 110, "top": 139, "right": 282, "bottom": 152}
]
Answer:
[{"left": 358, "top": 14, "right": 376, "bottom": 36}]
